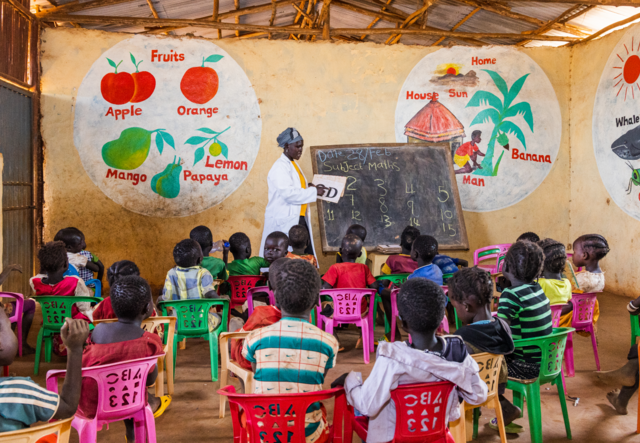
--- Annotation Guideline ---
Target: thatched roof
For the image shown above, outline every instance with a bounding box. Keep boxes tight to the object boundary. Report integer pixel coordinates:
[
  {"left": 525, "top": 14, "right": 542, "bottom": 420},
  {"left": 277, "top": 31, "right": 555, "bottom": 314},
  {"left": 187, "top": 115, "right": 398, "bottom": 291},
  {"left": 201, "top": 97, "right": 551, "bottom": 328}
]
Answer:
[{"left": 405, "top": 99, "right": 465, "bottom": 142}]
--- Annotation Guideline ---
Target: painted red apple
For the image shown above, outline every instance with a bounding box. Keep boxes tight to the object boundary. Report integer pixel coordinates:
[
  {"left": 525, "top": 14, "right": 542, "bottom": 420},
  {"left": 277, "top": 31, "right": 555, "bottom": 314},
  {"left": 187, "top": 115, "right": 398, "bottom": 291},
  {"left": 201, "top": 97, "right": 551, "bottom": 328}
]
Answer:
[
  {"left": 100, "top": 58, "right": 135, "bottom": 105},
  {"left": 129, "top": 53, "right": 156, "bottom": 103},
  {"left": 180, "top": 54, "right": 224, "bottom": 104}
]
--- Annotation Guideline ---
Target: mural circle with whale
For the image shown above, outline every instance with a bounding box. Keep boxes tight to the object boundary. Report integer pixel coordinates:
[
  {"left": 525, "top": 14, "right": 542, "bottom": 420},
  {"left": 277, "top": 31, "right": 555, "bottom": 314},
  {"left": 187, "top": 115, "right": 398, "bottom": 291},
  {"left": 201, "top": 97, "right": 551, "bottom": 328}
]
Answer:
[
  {"left": 74, "top": 35, "right": 262, "bottom": 217},
  {"left": 593, "top": 24, "right": 640, "bottom": 221},
  {"left": 395, "top": 46, "right": 562, "bottom": 212}
]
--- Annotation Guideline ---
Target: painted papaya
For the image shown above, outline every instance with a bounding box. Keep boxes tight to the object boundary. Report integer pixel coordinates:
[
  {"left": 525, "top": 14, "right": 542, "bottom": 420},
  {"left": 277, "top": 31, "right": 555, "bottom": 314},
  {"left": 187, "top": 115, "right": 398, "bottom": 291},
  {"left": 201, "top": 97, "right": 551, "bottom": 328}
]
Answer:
[
  {"left": 151, "top": 157, "right": 182, "bottom": 199},
  {"left": 102, "top": 127, "right": 152, "bottom": 170}
]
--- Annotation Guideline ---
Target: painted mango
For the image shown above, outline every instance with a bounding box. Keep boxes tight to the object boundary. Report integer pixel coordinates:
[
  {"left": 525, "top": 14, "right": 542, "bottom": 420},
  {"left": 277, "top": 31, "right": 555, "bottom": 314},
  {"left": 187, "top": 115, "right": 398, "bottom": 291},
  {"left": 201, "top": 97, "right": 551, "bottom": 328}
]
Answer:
[
  {"left": 151, "top": 158, "right": 182, "bottom": 199},
  {"left": 102, "top": 127, "right": 152, "bottom": 170}
]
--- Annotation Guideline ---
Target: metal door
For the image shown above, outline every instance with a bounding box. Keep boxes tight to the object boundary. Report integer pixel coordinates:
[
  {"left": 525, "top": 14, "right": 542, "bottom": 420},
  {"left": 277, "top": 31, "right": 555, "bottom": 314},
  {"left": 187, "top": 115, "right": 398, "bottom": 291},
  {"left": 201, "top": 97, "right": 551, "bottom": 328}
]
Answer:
[{"left": 0, "top": 79, "right": 34, "bottom": 294}]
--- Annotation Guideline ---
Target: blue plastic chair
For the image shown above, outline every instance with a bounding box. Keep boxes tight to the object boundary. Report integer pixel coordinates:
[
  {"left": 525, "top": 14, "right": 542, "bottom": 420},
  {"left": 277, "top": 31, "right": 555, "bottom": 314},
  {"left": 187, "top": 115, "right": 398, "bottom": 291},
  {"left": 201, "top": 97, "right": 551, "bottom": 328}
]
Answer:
[{"left": 64, "top": 265, "right": 102, "bottom": 298}]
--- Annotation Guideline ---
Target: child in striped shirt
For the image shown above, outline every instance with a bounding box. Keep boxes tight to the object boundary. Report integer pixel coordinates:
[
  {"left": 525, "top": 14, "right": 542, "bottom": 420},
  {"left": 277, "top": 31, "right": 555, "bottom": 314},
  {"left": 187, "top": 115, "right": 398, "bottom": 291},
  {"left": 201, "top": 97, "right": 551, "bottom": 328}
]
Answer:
[
  {"left": 497, "top": 240, "right": 552, "bottom": 433},
  {"left": 242, "top": 259, "right": 339, "bottom": 443},
  {"left": 0, "top": 308, "right": 89, "bottom": 431}
]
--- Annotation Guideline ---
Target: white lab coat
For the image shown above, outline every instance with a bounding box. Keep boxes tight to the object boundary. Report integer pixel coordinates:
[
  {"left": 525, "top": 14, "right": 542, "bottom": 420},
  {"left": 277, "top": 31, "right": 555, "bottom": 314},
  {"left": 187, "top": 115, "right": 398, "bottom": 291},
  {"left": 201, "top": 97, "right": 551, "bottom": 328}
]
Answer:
[{"left": 259, "top": 153, "right": 318, "bottom": 262}]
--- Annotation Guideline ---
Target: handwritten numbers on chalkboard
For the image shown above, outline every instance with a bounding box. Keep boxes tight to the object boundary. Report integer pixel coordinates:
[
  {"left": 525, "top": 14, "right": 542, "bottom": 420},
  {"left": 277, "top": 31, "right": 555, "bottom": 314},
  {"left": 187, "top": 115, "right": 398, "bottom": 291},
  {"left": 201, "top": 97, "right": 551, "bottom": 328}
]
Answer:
[
  {"left": 352, "top": 210, "right": 362, "bottom": 221},
  {"left": 346, "top": 176, "right": 357, "bottom": 191},
  {"left": 374, "top": 179, "right": 387, "bottom": 196},
  {"left": 380, "top": 215, "right": 394, "bottom": 228},
  {"left": 441, "top": 208, "right": 456, "bottom": 237},
  {"left": 327, "top": 209, "right": 335, "bottom": 221},
  {"left": 408, "top": 201, "right": 420, "bottom": 227},
  {"left": 437, "top": 184, "right": 450, "bottom": 203},
  {"left": 347, "top": 195, "right": 354, "bottom": 206},
  {"left": 405, "top": 182, "right": 415, "bottom": 194}
]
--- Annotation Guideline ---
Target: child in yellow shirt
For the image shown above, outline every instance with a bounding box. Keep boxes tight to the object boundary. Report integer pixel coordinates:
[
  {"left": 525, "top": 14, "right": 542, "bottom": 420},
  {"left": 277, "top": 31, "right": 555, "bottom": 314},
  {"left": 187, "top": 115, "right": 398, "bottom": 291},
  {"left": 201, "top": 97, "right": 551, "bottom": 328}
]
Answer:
[{"left": 537, "top": 239, "right": 572, "bottom": 314}]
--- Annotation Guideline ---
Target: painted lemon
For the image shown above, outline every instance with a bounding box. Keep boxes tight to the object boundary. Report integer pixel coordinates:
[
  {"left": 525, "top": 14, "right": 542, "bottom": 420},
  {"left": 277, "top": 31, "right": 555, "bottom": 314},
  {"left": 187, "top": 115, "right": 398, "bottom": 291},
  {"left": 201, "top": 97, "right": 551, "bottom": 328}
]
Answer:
[{"left": 209, "top": 142, "right": 222, "bottom": 156}]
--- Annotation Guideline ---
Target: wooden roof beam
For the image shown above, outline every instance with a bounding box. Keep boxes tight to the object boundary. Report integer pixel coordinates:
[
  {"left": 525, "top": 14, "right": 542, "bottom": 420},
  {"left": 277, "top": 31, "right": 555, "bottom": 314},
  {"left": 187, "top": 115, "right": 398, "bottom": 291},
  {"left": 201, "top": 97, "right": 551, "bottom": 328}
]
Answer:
[
  {"left": 506, "top": 0, "right": 640, "bottom": 5},
  {"left": 454, "top": 0, "right": 590, "bottom": 37},
  {"left": 516, "top": 4, "right": 591, "bottom": 46},
  {"left": 36, "top": 0, "right": 136, "bottom": 17},
  {"left": 432, "top": 6, "right": 480, "bottom": 46},
  {"left": 2, "top": 0, "right": 38, "bottom": 21}
]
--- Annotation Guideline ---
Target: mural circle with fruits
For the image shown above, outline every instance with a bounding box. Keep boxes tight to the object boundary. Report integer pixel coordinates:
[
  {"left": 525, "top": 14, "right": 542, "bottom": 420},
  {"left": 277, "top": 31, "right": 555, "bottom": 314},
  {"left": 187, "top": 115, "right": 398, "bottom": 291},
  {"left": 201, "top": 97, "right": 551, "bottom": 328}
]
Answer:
[{"left": 74, "top": 35, "right": 262, "bottom": 217}]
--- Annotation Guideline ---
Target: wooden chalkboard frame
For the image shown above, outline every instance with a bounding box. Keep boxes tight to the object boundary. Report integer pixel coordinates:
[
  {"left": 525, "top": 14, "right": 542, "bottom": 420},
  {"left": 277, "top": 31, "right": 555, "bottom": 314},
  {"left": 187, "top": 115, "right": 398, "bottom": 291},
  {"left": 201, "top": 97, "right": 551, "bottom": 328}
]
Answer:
[{"left": 310, "top": 143, "right": 469, "bottom": 252}]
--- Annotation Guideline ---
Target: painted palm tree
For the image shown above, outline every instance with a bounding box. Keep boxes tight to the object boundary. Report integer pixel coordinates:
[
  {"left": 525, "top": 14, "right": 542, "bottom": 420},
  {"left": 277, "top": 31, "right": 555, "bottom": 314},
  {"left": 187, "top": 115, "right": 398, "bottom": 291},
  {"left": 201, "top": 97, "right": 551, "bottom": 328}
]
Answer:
[{"left": 466, "top": 69, "right": 534, "bottom": 177}]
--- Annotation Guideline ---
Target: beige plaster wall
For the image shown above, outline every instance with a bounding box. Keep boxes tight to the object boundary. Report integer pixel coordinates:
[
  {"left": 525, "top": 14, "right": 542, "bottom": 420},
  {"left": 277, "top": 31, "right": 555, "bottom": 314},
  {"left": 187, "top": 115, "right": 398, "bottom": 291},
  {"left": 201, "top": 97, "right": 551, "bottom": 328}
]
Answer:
[
  {"left": 40, "top": 28, "right": 571, "bottom": 292},
  {"left": 570, "top": 28, "right": 637, "bottom": 296}
]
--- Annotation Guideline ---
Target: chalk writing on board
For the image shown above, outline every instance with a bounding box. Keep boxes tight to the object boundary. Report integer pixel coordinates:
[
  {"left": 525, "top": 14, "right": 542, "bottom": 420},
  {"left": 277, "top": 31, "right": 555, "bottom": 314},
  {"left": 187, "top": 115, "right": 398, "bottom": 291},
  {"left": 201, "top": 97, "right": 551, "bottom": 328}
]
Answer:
[{"left": 311, "top": 144, "right": 468, "bottom": 252}]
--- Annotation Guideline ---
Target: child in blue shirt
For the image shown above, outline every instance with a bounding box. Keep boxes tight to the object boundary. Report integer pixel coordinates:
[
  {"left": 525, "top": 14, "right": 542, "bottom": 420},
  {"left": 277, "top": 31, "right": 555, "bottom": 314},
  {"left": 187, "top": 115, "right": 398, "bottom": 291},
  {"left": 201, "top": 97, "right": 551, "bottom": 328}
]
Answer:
[{"left": 407, "top": 235, "right": 444, "bottom": 285}]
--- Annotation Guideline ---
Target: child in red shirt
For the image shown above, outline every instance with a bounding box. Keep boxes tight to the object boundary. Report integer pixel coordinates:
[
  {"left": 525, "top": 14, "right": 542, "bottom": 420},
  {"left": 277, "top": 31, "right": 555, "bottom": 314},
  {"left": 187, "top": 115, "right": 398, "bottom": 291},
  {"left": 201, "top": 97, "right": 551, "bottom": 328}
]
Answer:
[
  {"left": 80, "top": 275, "right": 168, "bottom": 441},
  {"left": 93, "top": 260, "right": 140, "bottom": 320},
  {"left": 323, "top": 234, "right": 377, "bottom": 290},
  {"left": 381, "top": 226, "right": 420, "bottom": 275}
]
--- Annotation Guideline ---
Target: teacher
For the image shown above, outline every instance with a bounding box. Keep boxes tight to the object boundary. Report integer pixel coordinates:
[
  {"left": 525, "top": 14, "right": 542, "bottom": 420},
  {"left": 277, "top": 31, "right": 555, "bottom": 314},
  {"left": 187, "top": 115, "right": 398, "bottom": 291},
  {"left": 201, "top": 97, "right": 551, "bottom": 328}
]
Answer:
[{"left": 259, "top": 128, "right": 325, "bottom": 261}]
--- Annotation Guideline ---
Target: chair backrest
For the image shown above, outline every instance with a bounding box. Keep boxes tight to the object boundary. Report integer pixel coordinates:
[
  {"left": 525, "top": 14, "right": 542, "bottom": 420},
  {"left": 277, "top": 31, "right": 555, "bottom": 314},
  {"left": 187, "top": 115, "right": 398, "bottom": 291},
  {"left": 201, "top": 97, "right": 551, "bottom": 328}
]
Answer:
[
  {"left": 473, "top": 244, "right": 511, "bottom": 267},
  {"left": 389, "top": 381, "right": 455, "bottom": 442},
  {"left": 0, "top": 292, "right": 24, "bottom": 323},
  {"left": 471, "top": 353, "right": 503, "bottom": 398},
  {"left": 158, "top": 299, "right": 228, "bottom": 335},
  {"left": 0, "top": 416, "right": 73, "bottom": 443},
  {"left": 218, "top": 385, "right": 349, "bottom": 443},
  {"left": 32, "top": 296, "right": 102, "bottom": 331},
  {"left": 571, "top": 293, "right": 597, "bottom": 329},
  {"left": 93, "top": 316, "right": 176, "bottom": 353},
  {"left": 46, "top": 356, "right": 161, "bottom": 422},
  {"left": 63, "top": 265, "right": 80, "bottom": 278},
  {"left": 550, "top": 304, "right": 564, "bottom": 328},
  {"left": 442, "top": 273, "right": 454, "bottom": 284},
  {"left": 511, "top": 327, "right": 574, "bottom": 385},
  {"left": 246, "top": 286, "right": 275, "bottom": 310},
  {"left": 319, "top": 288, "right": 375, "bottom": 322},
  {"left": 228, "top": 276, "right": 266, "bottom": 304},
  {"left": 375, "top": 273, "right": 410, "bottom": 286}
]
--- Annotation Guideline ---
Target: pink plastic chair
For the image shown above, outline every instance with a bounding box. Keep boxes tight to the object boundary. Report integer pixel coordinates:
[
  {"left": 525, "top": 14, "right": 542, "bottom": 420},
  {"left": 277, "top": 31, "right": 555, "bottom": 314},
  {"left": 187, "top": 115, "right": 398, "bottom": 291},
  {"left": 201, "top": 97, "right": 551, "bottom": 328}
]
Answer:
[
  {"left": 351, "top": 381, "right": 455, "bottom": 443},
  {"left": 318, "top": 288, "right": 376, "bottom": 364},
  {"left": 246, "top": 286, "right": 275, "bottom": 316},
  {"left": 550, "top": 304, "right": 568, "bottom": 392},
  {"left": 46, "top": 355, "right": 162, "bottom": 443},
  {"left": 218, "top": 385, "right": 350, "bottom": 443},
  {"left": 1, "top": 292, "right": 24, "bottom": 357},
  {"left": 564, "top": 293, "right": 599, "bottom": 377},
  {"left": 390, "top": 288, "right": 449, "bottom": 339},
  {"left": 473, "top": 244, "right": 511, "bottom": 273}
]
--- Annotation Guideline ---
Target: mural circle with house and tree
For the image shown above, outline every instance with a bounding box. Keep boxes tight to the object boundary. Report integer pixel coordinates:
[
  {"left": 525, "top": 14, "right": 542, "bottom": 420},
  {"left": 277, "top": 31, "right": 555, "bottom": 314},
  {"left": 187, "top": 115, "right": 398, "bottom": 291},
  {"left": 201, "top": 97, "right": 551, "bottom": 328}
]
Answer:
[
  {"left": 74, "top": 35, "right": 262, "bottom": 217},
  {"left": 593, "top": 23, "right": 640, "bottom": 221},
  {"left": 395, "top": 46, "right": 562, "bottom": 212}
]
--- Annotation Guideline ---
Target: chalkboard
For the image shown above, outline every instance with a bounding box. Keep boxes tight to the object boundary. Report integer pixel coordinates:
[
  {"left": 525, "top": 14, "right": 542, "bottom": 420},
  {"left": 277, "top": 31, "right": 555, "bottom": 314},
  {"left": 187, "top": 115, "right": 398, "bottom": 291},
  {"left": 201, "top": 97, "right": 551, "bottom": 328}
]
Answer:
[{"left": 311, "top": 143, "right": 468, "bottom": 252}]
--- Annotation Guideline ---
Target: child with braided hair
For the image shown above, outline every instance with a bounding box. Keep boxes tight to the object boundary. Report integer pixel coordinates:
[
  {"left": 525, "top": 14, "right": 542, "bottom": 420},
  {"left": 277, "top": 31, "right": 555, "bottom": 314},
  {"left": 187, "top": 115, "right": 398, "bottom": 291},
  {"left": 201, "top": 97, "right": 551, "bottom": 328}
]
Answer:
[
  {"left": 93, "top": 260, "right": 141, "bottom": 320},
  {"left": 537, "top": 239, "right": 572, "bottom": 314}
]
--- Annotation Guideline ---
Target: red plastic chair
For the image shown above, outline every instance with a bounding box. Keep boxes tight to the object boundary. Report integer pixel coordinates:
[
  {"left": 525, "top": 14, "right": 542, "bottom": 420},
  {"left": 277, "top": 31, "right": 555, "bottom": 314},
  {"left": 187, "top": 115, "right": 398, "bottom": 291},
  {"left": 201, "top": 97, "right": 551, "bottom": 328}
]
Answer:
[
  {"left": 1, "top": 292, "right": 24, "bottom": 357},
  {"left": 564, "top": 293, "right": 600, "bottom": 377},
  {"left": 351, "top": 381, "right": 456, "bottom": 443},
  {"left": 473, "top": 244, "right": 511, "bottom": 274},
  {"left": 246, "top": 286, "right": 275, "bottom": 316},
  {"left": 46, "top": 355, "right": 162, "bottom": 443},
  {"left": 228, "top": 276, "right": 267, "bottom": 310},
  {"left": 390, "top": 289, "right": 448, "bottom": 340},
  {"left": 318, "top": 288, "right": 376, "bottom": 364},
  {"left": 218, "top": 385, "right": 351, "bottom": 443}
]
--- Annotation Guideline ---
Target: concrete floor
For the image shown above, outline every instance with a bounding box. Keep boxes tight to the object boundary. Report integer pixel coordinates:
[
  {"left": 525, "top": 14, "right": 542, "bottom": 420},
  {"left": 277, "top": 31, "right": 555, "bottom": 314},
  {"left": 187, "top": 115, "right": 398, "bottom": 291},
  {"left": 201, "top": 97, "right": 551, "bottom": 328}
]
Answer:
[{"left": 8, "top": 291, "right": 639, "bottom": 442}]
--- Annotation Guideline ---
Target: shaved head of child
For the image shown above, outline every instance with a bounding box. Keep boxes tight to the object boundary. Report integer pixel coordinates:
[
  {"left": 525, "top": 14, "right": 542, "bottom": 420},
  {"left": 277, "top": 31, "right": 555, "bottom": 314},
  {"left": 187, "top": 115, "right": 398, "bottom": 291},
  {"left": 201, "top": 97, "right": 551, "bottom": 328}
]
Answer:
[{"left": 340, "top": 234, "right": 363, "bottom": 261}]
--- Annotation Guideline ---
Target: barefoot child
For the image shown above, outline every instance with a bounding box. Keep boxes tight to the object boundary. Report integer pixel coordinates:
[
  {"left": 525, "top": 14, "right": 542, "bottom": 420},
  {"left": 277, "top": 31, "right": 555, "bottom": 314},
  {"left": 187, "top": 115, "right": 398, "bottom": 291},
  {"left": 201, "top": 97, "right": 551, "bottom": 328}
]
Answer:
[
  {"left": 80, "top": 275, "right": 169, "bottom": 440},
  {"left": 0, "top": 311, "right": 89, "bottom": 431},
  {"left": 332, "top": 278, "right": 487, "bottom": 443},
  {"left": 449, "top": 267, "right": 517, "bottom": 433}
]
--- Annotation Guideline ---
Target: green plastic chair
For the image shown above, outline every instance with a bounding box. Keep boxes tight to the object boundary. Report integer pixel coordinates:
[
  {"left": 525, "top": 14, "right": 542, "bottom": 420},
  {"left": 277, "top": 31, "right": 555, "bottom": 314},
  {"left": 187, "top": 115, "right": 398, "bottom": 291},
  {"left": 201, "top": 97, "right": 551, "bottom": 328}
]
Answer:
[
  {"left": 502, "top": 327, "right": 575, "bottom": 443},
  {"left": 374, "top": 274, "right": 410, "bottom": 335},
  {"left": 631, "top": 313, "right": 640, "bottom": 347},
  {"left": 158, "top": 298, "right": 229, "bottom": 382},
  {"left": 32, "top": 296, "right": 102, "bottom": 375},
  {"left": 442, "top": 272, "right": 454, "bottom": 284}
]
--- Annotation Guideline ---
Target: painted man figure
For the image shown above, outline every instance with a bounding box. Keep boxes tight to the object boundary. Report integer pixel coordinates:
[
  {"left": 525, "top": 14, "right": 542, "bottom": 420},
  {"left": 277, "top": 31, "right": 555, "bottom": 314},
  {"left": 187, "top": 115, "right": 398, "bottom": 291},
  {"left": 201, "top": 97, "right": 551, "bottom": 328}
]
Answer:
[{"left": 454, "top": 130, "right": 485, "bottom": 175}]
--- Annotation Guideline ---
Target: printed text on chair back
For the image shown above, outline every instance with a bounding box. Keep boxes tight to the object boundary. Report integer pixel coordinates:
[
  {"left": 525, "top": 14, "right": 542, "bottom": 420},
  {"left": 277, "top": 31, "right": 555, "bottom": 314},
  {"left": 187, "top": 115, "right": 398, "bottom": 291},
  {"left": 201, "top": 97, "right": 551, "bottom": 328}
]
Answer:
[
  {"left": 389, "top": 381, "right": 454, "bottom": 442},
  {"left": 472, "top": 353, "right": 503, "bottom": 397},
  {"left": 34, "top": 296, "right": 101, "bottom": 330},
  {"left": 228, "top": 276, "right": 266, "bottom": 304}
]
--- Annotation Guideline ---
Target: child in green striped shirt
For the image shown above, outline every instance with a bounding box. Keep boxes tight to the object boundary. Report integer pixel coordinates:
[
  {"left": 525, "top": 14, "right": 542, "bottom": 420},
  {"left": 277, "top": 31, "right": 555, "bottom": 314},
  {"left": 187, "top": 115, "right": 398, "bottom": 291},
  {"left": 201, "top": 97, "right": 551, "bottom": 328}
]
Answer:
[{"left": 496, "top": 240, "right": 553, "bottom": 433}]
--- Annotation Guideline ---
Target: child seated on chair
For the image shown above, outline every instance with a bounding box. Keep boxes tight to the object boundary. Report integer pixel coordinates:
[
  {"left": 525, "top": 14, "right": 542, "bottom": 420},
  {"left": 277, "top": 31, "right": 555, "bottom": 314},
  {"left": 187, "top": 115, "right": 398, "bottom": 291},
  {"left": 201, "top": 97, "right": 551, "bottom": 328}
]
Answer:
[
  {"left": 230, "top": 257, "right": 288, "bottom": 372},
  {"left": 495, "top": 232, "right": 540, "bottom": 292},
  {"left": 0, "top": 309, "right": 89, "bottom": 432},
  {"left": 331, "top": 278, "right": 488, "bottom": 443},
  {"left": 287, "top": 225, "right": 318, "bottom": 268},
  {"left": 407, "top": 235, "right": 444, "bottom": 285},
  {"left": 80, "top": 276, "right": 169, "bottom": 440},
  {"left": 158, "top": 239, "right": 223, "bottom": 331},
  {"left": 242, "top": 259, "right": 339, "bottom": 443},
  {"left": 560, "top": 234, "right": 610, "bottom": 331},
  {"left": 336, "top": 224, "right": 368, "bottom": 265},
  {"left": 226, "top": 232, "right": 271, "bottom": 276},
  {"left": 537, "top": 239, "right": 572, "bottom": 314},
  {"left": 497, "top": 241, "right": 552, "bottom": 432},
  {"left": 598, "top": 293, "right": 640, "bottom": 415},
  {"left": 322, "top": 234, "right": 377, "bottom": 291},
  {"left": 449, "top": 267, "right": 517, "bottom": 433},
  {"left": 54, "top": 227, "right": 104, "bottom": 287},
  {"left": 94, "top": 260, "right": 155, "bottom": 321},
  {"left": 1, "top": 264, "right": 37, "bottom": 355},
  {"left": 190, "top": 225, "right": 229, "bottom": 282},
  {"left": 380, "top": 226, "right": 420, "bottom": 275}
]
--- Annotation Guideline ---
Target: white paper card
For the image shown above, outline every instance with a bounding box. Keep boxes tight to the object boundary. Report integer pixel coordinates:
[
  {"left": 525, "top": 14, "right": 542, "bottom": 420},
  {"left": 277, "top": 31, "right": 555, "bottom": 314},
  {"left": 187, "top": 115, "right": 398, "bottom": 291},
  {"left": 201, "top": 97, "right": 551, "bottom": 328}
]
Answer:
[{"left": 312, "top": 174, "right": 347, "bottom": 203}]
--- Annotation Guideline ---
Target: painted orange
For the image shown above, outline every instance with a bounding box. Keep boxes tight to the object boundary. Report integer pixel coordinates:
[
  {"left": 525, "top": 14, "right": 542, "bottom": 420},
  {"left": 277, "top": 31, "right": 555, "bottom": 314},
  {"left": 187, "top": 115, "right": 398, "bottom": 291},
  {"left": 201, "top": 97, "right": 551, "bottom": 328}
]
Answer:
[{"left": 180, "top": 67, "right": 219, "bottom": 104}]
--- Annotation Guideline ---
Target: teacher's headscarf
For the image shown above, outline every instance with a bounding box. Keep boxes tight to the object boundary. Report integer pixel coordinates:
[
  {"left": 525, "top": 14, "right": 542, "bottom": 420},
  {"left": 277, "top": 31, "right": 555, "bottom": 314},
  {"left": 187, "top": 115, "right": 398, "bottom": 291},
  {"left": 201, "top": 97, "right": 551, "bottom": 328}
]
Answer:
[{"left": 277, "top": 128, "right": 303, "bottom": 148}]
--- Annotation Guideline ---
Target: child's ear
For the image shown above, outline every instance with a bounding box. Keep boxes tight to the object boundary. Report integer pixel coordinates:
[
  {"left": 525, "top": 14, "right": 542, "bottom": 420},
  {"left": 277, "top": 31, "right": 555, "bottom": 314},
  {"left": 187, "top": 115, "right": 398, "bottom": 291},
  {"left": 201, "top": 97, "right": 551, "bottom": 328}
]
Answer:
[{"left": 463, "top": 302, "right": 472, "bottom": 312}]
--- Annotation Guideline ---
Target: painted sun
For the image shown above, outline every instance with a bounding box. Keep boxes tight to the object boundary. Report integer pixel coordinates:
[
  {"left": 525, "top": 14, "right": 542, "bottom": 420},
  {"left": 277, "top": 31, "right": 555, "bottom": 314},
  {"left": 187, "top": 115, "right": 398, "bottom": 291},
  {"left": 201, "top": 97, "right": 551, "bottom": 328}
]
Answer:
[{"left": 613, "top": 37, "right": 640, "bottom": 101}]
